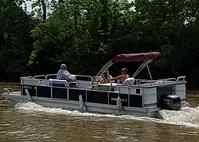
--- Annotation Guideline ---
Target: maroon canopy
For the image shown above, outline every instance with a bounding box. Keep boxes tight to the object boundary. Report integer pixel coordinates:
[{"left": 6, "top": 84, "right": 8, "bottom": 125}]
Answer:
[{"left": 112, "top": 52, "right": 160, "bottom": 63}]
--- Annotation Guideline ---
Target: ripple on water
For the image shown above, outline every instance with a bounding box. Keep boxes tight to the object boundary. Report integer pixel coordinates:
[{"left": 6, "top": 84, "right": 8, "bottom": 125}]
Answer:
[{"left": 14, "top": 102, "right": 199, "bottom": 128}]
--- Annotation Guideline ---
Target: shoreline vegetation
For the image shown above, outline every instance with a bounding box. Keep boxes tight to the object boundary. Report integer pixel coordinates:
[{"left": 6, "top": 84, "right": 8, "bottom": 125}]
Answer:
[{"left": 1, "top": 0, "right": 199, "bottom": 88}]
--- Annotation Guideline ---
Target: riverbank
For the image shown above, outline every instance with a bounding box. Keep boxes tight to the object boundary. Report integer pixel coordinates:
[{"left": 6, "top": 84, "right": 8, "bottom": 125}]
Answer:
[{"left": 0, "top": 82, "right": 20, "bottom": 93}]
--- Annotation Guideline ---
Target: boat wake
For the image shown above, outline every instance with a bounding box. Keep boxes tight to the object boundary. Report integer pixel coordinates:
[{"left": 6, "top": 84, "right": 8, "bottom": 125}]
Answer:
[
  {"left": 159, "top": 107, "right": 199, "bottom": 128},
  {"left": 15, "top": 102, "right": 199, "bottom": 128}
]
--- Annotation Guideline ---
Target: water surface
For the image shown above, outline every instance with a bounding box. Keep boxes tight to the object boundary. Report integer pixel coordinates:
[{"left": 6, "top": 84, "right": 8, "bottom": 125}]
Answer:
[{"left": 1, "top": 83, "right": 199, "bottom": 142}]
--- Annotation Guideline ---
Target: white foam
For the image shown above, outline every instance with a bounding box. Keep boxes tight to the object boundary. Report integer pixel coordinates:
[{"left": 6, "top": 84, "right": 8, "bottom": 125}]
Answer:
[
  {"left": 15, "top": 102, "right": 118, "bottom": 118},
  {"left": 159, "top": 107, "right": 199, "bottom": 127},
  {"left": 15, "top": 102, "right": 199, "bottom": 128}
]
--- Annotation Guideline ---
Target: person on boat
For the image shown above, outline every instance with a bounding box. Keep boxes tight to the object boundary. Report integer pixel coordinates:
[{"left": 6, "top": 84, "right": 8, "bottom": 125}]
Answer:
[
  {"left": 99, "top": 71, "right": 112, "bottom": 84},
  {"left": 56, "top": 64, "right": 76, "bottom": 82},
  {"left": 111, "top": 67, "right": 129, "bottom": 83}
]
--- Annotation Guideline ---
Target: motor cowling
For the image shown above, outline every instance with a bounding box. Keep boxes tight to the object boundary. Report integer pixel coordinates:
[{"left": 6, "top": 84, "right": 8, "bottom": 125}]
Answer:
[{"left": 160, "top": 95, "right": 181, "bottom": 110}]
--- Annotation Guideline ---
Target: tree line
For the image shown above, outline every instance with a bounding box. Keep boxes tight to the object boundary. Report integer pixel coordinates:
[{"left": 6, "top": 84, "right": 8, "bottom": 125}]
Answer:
[{"left": 0, "top": 0, "right": 199, "bottom": 88}]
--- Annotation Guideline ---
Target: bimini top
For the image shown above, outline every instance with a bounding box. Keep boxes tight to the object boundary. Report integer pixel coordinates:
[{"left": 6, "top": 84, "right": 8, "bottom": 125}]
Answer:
[{"left": 112, "top": 52, "right": 160, "bottom": 63}]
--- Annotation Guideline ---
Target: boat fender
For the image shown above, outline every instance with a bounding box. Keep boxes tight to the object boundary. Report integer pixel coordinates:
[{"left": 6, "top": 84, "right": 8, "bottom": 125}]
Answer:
[
  {"left": 79, "top": 94, "right": 86, "bottom": 112},
  {"left": 116, "top": 96, "right": 122, "bottom": 111}
]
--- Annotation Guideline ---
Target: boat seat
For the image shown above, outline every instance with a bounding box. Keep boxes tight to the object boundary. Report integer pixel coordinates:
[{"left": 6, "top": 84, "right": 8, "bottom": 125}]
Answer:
[
  {"left": 123, "top": 77, "right": 135, "bottom": 85},
  {"left": 177, "top": 76, "right": 186, "bottom": 81},
  {"left": 49, "top": 79, "right": 69, "bottom": 87}
]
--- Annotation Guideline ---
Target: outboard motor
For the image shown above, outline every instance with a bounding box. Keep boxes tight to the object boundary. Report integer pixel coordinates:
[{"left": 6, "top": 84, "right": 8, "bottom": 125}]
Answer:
[{"left": 160, "top": 95, "right": 181, "bottom": 110}]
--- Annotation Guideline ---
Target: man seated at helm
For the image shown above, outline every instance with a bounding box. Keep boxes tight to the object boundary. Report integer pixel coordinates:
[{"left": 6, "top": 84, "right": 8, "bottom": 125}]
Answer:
[
  {"left": 111, "top": 67, "right": 129, "bottom": 83},
  {"left": 56, "top": 64, "right": 76, "bottom": 82}
]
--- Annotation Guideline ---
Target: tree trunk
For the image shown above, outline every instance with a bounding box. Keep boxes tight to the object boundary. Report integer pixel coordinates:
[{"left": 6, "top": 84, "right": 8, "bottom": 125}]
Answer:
[{"left": 41, "top": 0, "right": 46, "bottom": 21}]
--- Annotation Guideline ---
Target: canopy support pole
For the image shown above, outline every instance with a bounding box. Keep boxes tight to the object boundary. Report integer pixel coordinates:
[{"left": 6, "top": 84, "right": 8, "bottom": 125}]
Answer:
[
  {"left": 132, "top": 59, "right": 152, "bottom": 78},
  {"left": 93, "top": 60, "right": 113, "bottom": 83},
  {"left": 95, "top": 60, "right": 113, "bottom": 77},
  {"left": 146, "top": 64, "right": 152, "bottom": 80}
]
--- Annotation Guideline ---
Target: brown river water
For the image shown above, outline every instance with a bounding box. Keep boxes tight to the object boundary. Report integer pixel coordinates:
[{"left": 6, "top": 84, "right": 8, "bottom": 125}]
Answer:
[{"left": 0, "top": 83, "right": 199, "bottom": 142}]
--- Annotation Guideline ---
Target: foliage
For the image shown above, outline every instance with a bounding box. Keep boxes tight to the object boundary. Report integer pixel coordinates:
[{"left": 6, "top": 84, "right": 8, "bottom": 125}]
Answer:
[
  {"left": 1, "top": 0, "right": 199, "bottom": 87},
  {"left": 0, "top": 0, "right": 35, "bottom": 80}
]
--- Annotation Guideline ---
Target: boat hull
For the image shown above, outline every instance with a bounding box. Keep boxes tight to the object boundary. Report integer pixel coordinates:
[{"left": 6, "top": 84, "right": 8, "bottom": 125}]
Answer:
[{"left": 1, "top": 91, "right": 159, "bottom": 117}]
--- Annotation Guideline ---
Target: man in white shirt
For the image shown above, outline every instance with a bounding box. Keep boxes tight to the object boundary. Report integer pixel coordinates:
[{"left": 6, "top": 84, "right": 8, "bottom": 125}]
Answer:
[{"left": 56, "top": 64, "right": 76, "bottom": 82}]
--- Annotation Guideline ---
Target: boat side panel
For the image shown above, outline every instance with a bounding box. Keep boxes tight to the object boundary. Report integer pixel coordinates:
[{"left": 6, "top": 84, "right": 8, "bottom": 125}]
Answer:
[
  {"left": 108, "top": 93, "right": 128, "bottom": 106},
  {"left": 37, "top": 86, "right": 51, "bottom": 98},
  {"left": 143, "top": 88, "right": 157, "bottom": 106},
  {"left": 69, "top": 89, "right": 86, "bottom": 101},
  {"left": 109, "top": 93, "right": 118, "bottom": 105},
  {"left": 119, "top": 94, "right": 128, "bottom": 106},
  {"left": 87, "top": 91, "right": 108, "bottom": 104},
  {"left": 22, "top": 85, "right": 36, "bottom": 96},
  {"left": 175, "top": 84, "right": 186, "bottom": 100},
  {"left": 22, "top": 84, "right": 143, "bottom": 108},
  {"left": 53, "top": 87, "right": 67, "bottom": 99},
  {"left": 77, "top": 80, "right": 91, "bottom": 89},
  {"left": 86, "top": 91, "right": 142, "bottom": 107},
  {"left": 129, "top": 95, "right": 142, "bottom": 107}
]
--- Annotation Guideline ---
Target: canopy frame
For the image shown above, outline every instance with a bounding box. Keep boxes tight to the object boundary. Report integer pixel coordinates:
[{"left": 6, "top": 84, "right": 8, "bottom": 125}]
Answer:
[{"left": 94, "top": 52, "right": 160, "bottom": 82}]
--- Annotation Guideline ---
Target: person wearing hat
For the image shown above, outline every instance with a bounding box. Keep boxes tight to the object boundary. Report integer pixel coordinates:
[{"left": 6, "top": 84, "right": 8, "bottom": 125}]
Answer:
[
  {"left": 111, "top": 67, "right": 129, "bottom": 83},
  {"left": 56, "top": 64, "right": 76, "bottom": 82}
]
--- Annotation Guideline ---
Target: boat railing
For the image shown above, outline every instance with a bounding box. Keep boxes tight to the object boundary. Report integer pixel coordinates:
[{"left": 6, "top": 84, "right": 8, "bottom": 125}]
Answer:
[
  {"left": 46, "top": 74, "right": 57, "bottom": 79},
  {"left": 30, "top": 74, "right": 93, "bottom": 82},
  {"left": 21, "top": 76, "right": 43, "bottom": 86},
  {"left": 21, "top": 74, "right": 186, "bottom": 93},
  {"left": 45, "top": 74, "right": 93, "bottom": 81},
  {"left": 49, "top": 79, "right": 69, "bottom": 87},
  {"left": 33, "top": 75, "right": 46, "bottom": 79},
  {"left": 157, "top": 78, "right": 176, "bottom": 82},
  {"left": 93, "top": 77, "right": 186, "bottom": 91},
  {"left": 21, "top": 75, "right": 186, "bottom": 109},
  {"left": 176, "top": 76, "right": 186, "bottom": 81},
  {"left": 75, "top": 75, "right": 93, "bottom": 81}
]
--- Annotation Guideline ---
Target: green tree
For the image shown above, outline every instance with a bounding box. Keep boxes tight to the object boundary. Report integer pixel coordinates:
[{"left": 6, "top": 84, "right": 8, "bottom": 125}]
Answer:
[
  {"left": 0, "top": 0, "right": 35, "bottom": 80},
  {"left": 29, "top": 0, "right": 199, "bottom": 87}
]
